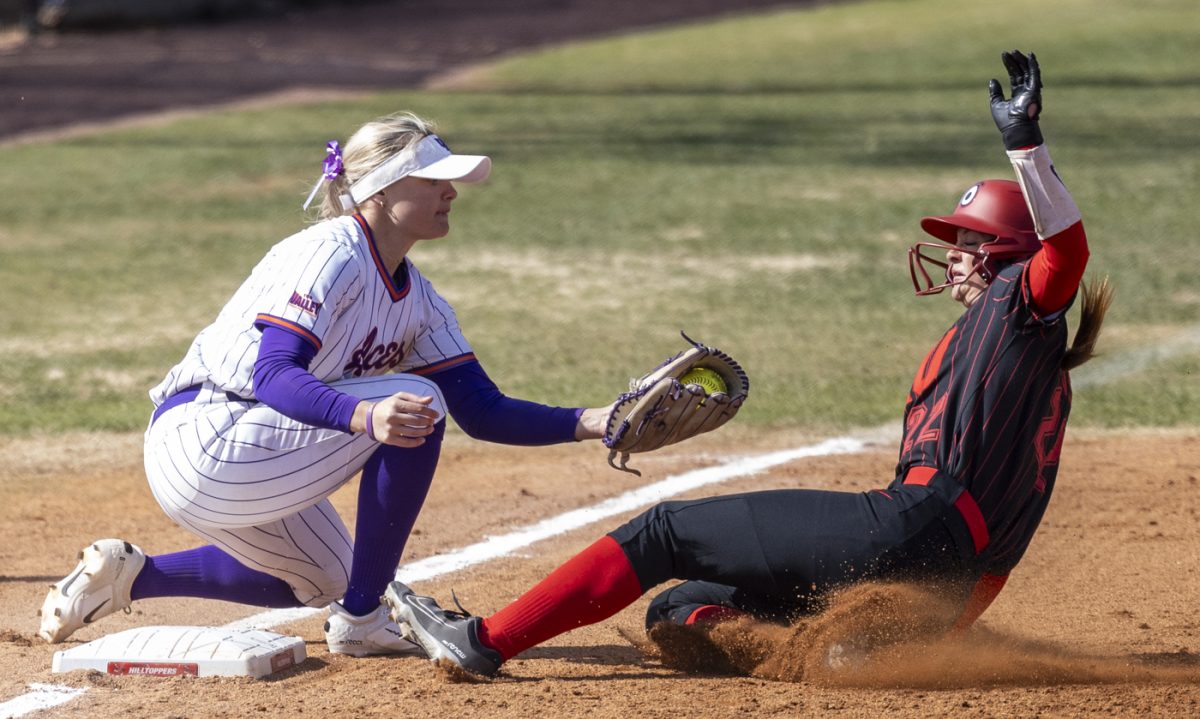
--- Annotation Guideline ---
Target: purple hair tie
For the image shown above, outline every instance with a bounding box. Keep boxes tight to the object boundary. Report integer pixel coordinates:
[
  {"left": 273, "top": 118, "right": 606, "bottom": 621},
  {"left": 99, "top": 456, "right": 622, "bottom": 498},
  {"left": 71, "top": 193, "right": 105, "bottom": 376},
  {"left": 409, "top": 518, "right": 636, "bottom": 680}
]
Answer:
[
  {"left": 322, "top": 141, "right": 344, "bottom": 179},
  {"left": 303, "top": 140, "right": 346, "bottom": 211}
]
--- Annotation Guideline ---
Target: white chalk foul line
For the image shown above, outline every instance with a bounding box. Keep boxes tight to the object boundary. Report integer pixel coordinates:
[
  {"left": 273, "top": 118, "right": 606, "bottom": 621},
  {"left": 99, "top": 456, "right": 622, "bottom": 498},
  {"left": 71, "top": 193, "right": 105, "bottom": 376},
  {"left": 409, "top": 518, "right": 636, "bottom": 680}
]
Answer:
[
  {"left": 399, "top": 436, "right": 867, "bottom": 583},
  {"left": 0, "top": 683, "right": 86, "bottom": 719},
  {"left": 222, "top": 435, "right": 867, "bottom": 631}
]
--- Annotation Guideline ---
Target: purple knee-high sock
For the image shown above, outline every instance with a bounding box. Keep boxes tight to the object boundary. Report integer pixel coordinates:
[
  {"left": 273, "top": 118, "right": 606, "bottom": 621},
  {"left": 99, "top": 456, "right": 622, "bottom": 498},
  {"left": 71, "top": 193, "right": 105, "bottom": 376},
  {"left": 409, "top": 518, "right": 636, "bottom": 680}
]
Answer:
[
  {"left": 340, "top": 420, "right": 444, "bottom": 616},
  {"left": 130, "top": 545, "right": 301, "bottom": 607}
]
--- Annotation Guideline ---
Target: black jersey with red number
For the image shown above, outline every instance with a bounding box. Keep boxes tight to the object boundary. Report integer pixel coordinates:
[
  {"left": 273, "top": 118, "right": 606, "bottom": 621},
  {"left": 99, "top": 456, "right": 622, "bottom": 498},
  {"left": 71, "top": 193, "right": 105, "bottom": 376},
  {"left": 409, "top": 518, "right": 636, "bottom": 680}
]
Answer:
[{"left": 892, "top": 260, "right": 1074, "bottom": 574}]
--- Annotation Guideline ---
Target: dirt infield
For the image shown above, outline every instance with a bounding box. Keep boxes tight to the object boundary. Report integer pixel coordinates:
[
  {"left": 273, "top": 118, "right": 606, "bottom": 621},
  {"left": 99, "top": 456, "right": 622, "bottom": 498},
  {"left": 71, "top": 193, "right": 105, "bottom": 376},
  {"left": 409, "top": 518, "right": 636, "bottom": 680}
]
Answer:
[{"left": 2, "top": 427, "right": 1199, "bottom": 717}]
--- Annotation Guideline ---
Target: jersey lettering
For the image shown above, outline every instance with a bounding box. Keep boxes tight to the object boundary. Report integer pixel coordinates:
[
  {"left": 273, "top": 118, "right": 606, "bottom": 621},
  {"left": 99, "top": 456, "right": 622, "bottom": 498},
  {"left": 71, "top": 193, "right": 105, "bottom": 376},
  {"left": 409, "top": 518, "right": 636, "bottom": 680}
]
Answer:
[
  {"left": 903, "top": 393, "right": 947, "bottom": 456},
  {"left": 288, "top": 291, "right": 322, "bottom": 316},
  {"left": 344, "top": 326, "right": 407, "bottom": 377},
  {"left": 902, "top": 405, "right": 926, "bottom": 457},
  {"left": 1033, "top": 382, "right": 1066, "bottom": 493}
]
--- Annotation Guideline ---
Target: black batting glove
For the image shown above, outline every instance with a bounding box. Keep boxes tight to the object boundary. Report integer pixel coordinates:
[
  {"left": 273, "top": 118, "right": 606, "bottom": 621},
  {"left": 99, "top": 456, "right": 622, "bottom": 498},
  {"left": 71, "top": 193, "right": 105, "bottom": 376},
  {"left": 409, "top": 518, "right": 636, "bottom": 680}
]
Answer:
[{"left": 989, "top": 49, "right": 1044, "bottom": 151}]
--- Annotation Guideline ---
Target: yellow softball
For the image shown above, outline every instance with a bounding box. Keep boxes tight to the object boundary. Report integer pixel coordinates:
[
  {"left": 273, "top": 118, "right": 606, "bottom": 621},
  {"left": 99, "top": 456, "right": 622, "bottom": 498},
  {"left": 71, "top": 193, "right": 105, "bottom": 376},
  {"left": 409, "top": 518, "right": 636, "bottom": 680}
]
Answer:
[{"left": 679, "top": 367, "right": 727, "bottom": 395}]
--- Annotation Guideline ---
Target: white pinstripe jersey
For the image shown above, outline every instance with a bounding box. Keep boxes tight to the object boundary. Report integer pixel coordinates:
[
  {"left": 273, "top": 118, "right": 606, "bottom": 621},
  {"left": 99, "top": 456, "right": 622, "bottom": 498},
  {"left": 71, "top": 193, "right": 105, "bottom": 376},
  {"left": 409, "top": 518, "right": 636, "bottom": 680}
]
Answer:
[{"left": 150, "top": 214, "right": 474, "bottom": 407}]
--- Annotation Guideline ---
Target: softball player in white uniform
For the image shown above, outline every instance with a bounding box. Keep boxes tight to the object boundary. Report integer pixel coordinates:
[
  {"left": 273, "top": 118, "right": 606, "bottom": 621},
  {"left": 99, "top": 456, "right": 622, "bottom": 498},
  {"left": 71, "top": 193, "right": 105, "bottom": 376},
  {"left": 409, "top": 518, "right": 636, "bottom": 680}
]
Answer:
[{"left": 39, "top": 112, "right": 613, "bottom": 656}]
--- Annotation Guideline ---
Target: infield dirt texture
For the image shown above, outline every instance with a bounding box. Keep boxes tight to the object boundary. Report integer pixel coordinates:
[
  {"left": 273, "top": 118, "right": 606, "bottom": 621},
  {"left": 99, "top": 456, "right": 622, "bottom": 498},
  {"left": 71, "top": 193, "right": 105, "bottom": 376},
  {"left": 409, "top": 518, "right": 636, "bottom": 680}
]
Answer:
[{"left": 2, "top": 1, "right": 1199, "bottom": 717}]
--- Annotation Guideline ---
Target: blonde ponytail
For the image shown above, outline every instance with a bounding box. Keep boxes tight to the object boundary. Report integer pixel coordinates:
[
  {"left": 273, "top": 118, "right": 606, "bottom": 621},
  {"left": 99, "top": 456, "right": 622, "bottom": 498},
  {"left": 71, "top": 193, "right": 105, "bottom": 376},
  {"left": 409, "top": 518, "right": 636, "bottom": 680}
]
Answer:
[{"left": 317, "top": 112, "right": 437, "bottom": 220}]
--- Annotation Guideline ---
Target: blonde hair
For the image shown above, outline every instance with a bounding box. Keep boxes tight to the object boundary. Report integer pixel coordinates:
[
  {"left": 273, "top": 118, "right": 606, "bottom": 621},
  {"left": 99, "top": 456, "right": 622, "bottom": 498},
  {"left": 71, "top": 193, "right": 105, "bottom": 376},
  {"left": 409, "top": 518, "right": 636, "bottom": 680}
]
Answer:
[
  {"left": 318, "top": 112, "right": 437, "bottom": 220},
  {"left": 1062, "top": 275, "right": 1115, "bottom": 370}
]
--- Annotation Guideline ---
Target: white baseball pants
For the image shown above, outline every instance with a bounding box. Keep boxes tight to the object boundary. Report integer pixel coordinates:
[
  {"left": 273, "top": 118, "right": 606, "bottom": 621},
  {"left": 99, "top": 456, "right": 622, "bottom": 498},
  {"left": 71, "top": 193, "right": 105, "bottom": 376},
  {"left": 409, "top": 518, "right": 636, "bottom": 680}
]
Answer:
[{"left": 143, "top": 374, "right": 445, "bottom": 607}]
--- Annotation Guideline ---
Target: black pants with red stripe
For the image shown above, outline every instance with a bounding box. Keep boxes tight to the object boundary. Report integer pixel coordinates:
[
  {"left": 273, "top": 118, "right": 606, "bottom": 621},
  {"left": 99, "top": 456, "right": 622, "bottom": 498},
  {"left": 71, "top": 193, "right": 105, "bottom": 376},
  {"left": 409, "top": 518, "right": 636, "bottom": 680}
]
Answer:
[{"left": 607, "top": 484, "right": 981, "bottom": 629}]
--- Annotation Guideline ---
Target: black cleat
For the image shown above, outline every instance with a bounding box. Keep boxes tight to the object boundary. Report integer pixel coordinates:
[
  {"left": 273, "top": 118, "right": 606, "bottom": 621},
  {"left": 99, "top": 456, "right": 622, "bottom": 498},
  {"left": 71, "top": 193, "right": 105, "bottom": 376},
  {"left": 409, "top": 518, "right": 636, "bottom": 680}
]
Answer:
[{"left": 383, "top": 581, "right": 503, "bottom": 678}]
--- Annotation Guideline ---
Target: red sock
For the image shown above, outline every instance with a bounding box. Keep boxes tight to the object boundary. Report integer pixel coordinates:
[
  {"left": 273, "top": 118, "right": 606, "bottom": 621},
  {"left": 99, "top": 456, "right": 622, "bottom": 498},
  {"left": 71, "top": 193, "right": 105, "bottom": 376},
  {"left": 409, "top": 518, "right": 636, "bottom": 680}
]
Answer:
[
  {"left": 951, "top": 573, "right": 1008, "bottom": 634},
  {"left": 479, "top": 535, "right": 643, "bottom": 660}
]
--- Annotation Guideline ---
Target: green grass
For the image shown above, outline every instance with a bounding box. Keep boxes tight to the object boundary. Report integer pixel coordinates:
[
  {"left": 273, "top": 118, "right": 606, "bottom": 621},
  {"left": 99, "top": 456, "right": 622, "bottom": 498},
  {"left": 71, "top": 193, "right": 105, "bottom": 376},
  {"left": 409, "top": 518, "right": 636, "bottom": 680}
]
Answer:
[
  {"left": 1, "top": 0, "right": 1197, "bottom": 435},
  {"left": 480, "top": 2, "right": 1198, "bottom": 93}
]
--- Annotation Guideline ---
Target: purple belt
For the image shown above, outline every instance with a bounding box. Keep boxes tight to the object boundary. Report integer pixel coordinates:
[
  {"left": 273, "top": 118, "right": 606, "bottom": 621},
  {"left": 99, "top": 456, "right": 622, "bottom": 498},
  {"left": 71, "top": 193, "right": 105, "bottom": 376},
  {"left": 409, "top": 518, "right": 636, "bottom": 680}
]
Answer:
[{"left": 151, "top": 384, "right": 251, "bottom": 425}]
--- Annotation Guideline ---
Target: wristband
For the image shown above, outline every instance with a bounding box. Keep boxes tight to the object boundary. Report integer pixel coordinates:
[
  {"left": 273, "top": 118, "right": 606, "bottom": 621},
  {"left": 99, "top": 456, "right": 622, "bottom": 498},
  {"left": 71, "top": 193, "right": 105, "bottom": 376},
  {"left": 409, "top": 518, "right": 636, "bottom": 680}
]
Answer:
[
  {"left": 1006, "top": 144, "right": 1081, "bottom": 239},
  {"left": 1000, "top": 123, "right": 1043, "bottom": 153},
  {"left": 366, "top": 402, "right": 379, "bottom": 441}
]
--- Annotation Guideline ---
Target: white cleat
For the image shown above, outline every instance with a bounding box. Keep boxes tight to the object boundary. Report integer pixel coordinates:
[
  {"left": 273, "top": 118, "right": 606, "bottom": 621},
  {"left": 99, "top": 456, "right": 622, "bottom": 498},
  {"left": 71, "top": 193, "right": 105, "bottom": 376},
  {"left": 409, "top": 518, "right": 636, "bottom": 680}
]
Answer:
[
  {"left": 324, "top": 601, "right": 424, "bottom": 657},
  {"left": 38, "top": 539, "right": 146, "bottom": 643}
]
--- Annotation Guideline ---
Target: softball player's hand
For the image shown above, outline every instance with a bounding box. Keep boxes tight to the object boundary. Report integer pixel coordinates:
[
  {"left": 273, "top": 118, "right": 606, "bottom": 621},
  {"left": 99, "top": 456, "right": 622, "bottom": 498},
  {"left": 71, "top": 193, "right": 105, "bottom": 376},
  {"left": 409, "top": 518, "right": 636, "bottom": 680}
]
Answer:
[
  {"left": 989, "top": 49, "right": 1044, "bottom": 150},
  {"left": 356, "top": 393, "right": 440, "bottom": 447},
  {"left": 575, "top": 404, "right": 617, "bottom": 441}
]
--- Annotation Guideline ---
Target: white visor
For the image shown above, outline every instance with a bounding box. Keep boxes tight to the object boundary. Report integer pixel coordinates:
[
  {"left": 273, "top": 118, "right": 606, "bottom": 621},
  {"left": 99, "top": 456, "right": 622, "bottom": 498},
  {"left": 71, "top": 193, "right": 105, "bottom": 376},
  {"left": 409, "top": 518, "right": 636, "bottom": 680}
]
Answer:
[{"left": 345, "top": 134, "right": 491, "bottom": 207}]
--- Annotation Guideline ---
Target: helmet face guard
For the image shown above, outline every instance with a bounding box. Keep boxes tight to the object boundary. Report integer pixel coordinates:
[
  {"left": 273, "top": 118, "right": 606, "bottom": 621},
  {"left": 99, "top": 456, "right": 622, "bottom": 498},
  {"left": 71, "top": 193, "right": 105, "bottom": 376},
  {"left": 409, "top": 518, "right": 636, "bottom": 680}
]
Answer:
[
  {"left": 908, "top": 242, "right": 991, "bottom": 296},
  {"left": 910, "top": 179, "right": 1041, "bottom": 296}
]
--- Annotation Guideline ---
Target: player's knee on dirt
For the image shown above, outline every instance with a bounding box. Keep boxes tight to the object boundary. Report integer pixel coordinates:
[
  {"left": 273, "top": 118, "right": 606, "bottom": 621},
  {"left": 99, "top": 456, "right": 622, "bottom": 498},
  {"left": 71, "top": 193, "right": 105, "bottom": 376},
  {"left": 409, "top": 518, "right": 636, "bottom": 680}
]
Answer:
[
  {"left": 645, "top": 586, "right": 680, "bottom": 628},
  {"left": 645, "top": 580, "right": 742, "bottom": 630}
]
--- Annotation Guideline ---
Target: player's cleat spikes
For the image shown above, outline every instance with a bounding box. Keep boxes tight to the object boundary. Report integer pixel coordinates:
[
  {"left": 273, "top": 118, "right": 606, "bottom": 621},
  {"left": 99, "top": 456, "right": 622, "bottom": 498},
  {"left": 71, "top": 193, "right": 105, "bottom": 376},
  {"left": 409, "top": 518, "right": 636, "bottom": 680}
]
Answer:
[
  {"left": 38, "top": 539, "right": 146, "bottom": 643},
  {"left": 324, "top": 601, "right": 425, "bottom": 657},
  {"left": 383, "top": 581, "right": 503, "bottom": 678}
]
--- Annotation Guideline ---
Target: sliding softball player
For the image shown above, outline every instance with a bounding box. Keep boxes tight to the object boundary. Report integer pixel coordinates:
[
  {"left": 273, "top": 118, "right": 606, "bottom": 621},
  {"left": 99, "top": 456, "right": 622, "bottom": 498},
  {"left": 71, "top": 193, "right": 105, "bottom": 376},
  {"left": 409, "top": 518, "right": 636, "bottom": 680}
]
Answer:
[{"left": 386, "top": 50, "right": 1114, "bottom": 678}]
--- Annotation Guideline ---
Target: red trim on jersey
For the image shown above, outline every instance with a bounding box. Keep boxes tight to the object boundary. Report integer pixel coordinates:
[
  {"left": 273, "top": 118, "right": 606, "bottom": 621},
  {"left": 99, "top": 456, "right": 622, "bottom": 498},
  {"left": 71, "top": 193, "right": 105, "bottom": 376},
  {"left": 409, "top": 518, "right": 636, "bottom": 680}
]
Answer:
[
  {"left": 912, "top": 327, "right": 957, "bottom": 396},
  {"left": 1025, "top": 221, "right": 1088, "bottom": 316},
  {"left": 255, "top": 314, "right": 322, "bottom": 351},
  {"left": 953, "top": 491, "right": 989, "bottom": 554},
  {"left": 904, "top": 466, "right": 937, "bottom": 486},
  {"left": 409, "top": 352, "right": 477, "bottom": 376},
  {"left": 903, "top": 466, "right": 989, "bottom": 554},
  {"left": 951, "top": 573, "right": 1008, "bottom": 633},
  {"left": 353, "top": 213, "right": 412, "bottom": 302}
]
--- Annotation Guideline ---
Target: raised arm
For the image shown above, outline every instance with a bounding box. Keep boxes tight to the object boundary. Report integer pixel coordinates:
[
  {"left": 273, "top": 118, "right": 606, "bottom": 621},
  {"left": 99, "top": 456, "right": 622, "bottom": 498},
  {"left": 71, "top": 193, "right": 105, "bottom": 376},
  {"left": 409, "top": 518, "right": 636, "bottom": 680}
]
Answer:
[{"left": 990, "top": 50, "right": 1089, "bottom": 316}]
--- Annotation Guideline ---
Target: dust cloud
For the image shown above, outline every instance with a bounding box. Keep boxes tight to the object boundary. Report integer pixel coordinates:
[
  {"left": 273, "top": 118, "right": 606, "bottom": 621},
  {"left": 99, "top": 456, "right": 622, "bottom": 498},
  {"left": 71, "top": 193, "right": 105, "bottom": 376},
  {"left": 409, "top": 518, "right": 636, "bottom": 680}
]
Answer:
[{"left": 647, "top": 582, "right": 1200, "bottom": 688}]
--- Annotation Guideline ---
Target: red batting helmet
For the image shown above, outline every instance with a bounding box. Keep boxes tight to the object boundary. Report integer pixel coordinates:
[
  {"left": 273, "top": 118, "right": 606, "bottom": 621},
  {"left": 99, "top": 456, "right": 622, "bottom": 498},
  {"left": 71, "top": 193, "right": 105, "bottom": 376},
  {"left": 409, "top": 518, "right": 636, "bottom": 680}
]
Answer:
[{"left": 908, "top": 179, "right": 1040, "bottom": 296}]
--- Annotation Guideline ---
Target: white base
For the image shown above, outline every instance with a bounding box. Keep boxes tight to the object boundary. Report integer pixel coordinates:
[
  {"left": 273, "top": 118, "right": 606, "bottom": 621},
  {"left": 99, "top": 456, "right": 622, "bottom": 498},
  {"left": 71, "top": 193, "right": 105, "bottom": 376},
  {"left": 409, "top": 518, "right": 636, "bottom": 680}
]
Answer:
[{"left": 51, "top": 626, "right": 306, "bottom": 678}]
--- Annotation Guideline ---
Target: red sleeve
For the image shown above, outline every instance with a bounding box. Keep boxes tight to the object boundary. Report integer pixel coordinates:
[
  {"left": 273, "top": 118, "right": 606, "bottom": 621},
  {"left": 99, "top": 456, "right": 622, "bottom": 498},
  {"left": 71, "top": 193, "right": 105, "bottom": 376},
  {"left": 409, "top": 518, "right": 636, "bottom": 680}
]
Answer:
[{"left": 1026, "top": 221, "right": 1089, "bottom": 316}]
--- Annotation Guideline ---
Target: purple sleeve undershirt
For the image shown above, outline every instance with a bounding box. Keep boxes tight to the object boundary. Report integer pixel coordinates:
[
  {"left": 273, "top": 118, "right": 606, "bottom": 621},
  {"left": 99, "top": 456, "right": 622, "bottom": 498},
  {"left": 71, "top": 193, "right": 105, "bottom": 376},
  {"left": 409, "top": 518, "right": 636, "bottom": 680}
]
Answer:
[
  {"left": 254, "top": 325, "right": 361, "bottom": 432},
  {"left": 253, "top": 324, "right": 583, "bottom": 445},
  {"left": 430, "top": 360, "right": 583, "bottom": 446}
]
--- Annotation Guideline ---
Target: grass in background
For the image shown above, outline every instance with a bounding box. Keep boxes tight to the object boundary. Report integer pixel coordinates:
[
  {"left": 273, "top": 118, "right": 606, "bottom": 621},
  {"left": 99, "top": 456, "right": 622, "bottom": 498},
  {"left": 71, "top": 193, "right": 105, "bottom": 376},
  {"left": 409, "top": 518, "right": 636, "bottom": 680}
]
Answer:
[
  {"left": 0, "top": 0, "right": 1196, "bottom": 435},
  {"left": 468, "top": 0, "right": 1197, "bottom": 95}
]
